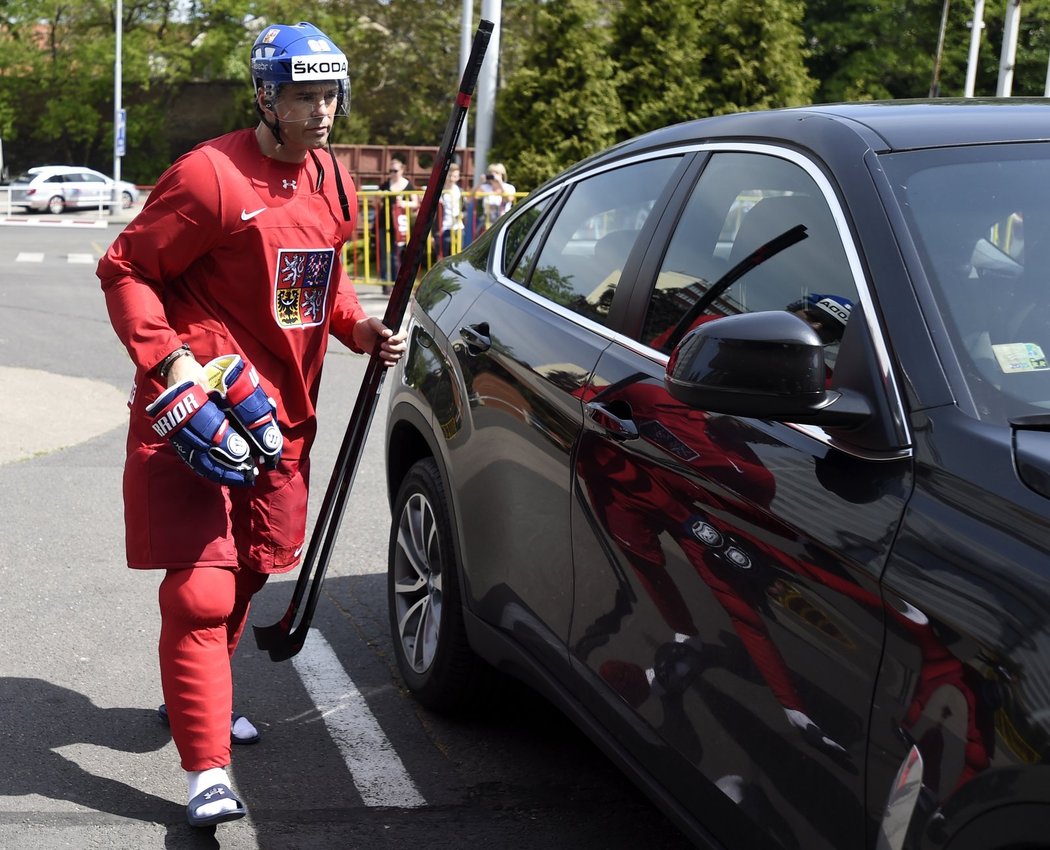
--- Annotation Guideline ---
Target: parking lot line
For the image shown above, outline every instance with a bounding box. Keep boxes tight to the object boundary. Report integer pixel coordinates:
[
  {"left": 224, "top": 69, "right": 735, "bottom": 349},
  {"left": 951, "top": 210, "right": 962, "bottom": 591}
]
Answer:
[
  {"left": 292, "top": 629, "right": 426, "bottom": 808},
  {"left": 1, "top": 217, "right": 107, "bottom": 229}
]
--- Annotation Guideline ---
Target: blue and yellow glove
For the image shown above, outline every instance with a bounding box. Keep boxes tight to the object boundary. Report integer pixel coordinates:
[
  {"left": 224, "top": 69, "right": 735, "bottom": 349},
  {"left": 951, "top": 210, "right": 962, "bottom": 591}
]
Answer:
[
  {"left": 204, "top": 354, "right": 284, "bottom": 469},
  {"left": 146, "top": 381, "right": 257, "bottom": 487}
]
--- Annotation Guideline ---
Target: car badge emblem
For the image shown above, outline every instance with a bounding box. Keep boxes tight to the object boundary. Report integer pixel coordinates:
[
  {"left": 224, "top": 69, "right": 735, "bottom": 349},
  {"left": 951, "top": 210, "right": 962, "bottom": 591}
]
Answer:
[{"left": 690, "top": 520, "right": 723, "bottom": 547}]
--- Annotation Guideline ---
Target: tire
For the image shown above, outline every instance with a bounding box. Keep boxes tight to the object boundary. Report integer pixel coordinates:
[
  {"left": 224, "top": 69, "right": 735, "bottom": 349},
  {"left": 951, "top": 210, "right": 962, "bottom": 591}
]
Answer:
[
  {"left": 121, "top": 190, "right": 133, "bottom": 209},
  {"left": 47, "top": 195, "right": 65, "bottom": 215},
  {"left": 388, "top": 457, "right": 485, "bottom": 712}
]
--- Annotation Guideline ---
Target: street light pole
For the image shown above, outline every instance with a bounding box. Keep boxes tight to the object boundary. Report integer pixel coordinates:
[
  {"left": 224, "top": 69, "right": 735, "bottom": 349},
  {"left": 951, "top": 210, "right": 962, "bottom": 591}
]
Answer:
[
  {"left": 964, "top": 0, "right": 985, "bottom": 97},
  {"left": 930, "top": 0, "right": 951, "bottom": 97},
  {"left": 997, "top": 0, "right": 1022, "bottom": 96},
  {"left": 111, "top": 0, "right": 123, "bottom": 214},
  {"left": 473, "top": 0, "right": 501, "bottom": 183}
]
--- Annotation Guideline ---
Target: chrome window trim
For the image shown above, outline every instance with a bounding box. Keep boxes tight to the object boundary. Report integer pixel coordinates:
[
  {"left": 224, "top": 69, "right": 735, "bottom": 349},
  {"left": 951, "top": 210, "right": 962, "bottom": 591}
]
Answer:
[{"left": 490, "top": 142, "right": 913, "bottom": 461}]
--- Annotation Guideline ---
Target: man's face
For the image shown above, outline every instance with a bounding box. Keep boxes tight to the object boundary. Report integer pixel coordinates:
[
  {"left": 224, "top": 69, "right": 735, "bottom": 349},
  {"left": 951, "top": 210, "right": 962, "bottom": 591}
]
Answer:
[{"left": 269, "top": 81, "right": 340, "bottom": 150}]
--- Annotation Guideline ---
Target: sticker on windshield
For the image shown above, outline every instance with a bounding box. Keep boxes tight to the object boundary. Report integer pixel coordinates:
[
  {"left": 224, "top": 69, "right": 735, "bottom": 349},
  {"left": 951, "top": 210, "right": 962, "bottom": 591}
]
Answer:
[{"left": 992, "top": 342, "right": 1050, "bottom": 373}]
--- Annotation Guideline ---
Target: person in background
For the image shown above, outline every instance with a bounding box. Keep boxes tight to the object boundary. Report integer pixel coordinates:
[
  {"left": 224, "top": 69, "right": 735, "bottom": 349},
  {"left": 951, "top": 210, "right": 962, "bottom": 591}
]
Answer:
[
  {"left": 96, "top": 21, "right": 406, "bottom": 829},
  {"left": 375, "top": 156, "right": 418, "bottom": 292},
  {"left": 473, "top": 161, "right": 516, "bottom": 230},
  {"left": 436, "top": 162, "right": 464, "bottom": 259}
]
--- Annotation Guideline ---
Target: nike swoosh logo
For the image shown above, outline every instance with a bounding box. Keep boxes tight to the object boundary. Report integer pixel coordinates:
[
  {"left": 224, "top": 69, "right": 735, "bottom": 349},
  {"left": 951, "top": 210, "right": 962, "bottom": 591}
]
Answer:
[{"left": 241, "top": 207, "right": 267, "bottom": 221}]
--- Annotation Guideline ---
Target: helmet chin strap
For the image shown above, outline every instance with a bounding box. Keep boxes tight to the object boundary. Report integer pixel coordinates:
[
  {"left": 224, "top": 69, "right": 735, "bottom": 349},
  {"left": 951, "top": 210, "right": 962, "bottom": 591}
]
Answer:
[{"left": 256, "top": 101, "right": 284, "bottom": 144}]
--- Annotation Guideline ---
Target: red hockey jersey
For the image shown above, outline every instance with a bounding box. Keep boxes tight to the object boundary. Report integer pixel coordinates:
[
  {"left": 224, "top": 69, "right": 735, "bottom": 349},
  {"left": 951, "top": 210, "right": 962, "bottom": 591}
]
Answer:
[{"left": 99, "top": 128, "right": 367, "bottom": 458}]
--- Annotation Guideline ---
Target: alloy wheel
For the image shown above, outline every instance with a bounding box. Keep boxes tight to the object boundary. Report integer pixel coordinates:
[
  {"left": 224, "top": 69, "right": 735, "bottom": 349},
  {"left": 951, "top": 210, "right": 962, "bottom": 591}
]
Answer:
[{"left": 392, "top": 491, "right": 443, "bottom": 674}]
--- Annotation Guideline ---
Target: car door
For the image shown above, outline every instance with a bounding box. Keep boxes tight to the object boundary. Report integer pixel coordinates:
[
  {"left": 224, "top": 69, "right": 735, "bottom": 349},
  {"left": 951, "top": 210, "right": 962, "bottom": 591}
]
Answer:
[
  {"left": 72, "top": 171, "right": 106, "bottom": 207},
  {"left": 442, "top": 155, "right": 687, "bottom": 681},
  {"left": 569, "top": 148, "right": 913, "bottom": 849},
  {"left": 34, "top": 172, "right": 66, "bottom": 210}
]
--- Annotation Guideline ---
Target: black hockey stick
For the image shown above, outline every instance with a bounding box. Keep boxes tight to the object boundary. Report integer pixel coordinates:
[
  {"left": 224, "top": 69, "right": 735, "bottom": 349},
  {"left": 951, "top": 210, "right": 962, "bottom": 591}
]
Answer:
[
  {"left": 254, "top": 19, "right": 494, "bottom": 661},
  {"left": 661, "top": 224, "right": 808, "bottom": 352}
]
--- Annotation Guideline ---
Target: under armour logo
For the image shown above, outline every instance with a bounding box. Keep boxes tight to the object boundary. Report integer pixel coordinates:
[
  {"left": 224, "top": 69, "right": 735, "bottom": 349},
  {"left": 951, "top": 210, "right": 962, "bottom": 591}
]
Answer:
[
  {"left": 203, "top": 787, "right": 227, "bottom": 800},
  {"left": 283, "top": 179, "right": 297, "bottom": 190}
]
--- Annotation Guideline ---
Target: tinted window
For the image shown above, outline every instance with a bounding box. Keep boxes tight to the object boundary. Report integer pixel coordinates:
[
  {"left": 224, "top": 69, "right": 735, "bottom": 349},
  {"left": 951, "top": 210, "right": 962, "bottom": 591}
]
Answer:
[
  {"left": 521, "top": 158, "right": 681, "bottom": 325},
  {"left": 505, "top": 196, "right": 553, "bottom": 284},
  {"left": 883, "top": 144, "right": 1050, "bottom": 422},
  {"left": 641, "top": 153, "right": 859, "bottom": 360}
]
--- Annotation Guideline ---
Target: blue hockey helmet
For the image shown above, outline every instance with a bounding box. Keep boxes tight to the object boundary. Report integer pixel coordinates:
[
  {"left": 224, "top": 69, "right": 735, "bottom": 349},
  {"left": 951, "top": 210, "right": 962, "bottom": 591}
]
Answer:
[
  {"left": 250, "top": 22, "right": 350, "bottom": 116},
  {"left": 786, "top": 293, "right": 854, "bottom": 343}
]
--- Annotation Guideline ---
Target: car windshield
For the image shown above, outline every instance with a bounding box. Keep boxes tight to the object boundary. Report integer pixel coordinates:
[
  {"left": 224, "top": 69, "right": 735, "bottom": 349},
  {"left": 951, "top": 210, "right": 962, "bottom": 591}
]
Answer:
[{"left": 883, "top": 143, "right": 1050, "bottom": 424}]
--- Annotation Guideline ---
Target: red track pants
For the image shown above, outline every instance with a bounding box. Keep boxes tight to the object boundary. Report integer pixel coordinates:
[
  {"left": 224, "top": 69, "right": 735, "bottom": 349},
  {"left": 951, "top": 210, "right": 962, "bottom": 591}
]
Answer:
[{"left": 158, "top": 566, "right": 268, "bottom": 771}]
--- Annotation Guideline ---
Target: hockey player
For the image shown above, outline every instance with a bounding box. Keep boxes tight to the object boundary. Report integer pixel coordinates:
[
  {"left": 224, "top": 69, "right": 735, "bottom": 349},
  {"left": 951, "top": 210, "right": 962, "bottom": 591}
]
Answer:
[{"left": 97, "top": 22, "right": 405, "bottom": 827}]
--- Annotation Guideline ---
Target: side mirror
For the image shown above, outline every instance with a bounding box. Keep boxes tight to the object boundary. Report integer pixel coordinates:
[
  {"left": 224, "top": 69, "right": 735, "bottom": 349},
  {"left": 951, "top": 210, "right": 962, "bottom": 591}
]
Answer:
[{"left": 664, "top": 311, "right": 872, "bottom": 427}]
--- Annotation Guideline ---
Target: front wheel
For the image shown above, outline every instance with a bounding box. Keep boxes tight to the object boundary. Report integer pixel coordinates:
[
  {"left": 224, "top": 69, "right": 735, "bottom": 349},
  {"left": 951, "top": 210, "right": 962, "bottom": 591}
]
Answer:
[{"left": 388, "top": 457, "right": 486, "bottom": 712}]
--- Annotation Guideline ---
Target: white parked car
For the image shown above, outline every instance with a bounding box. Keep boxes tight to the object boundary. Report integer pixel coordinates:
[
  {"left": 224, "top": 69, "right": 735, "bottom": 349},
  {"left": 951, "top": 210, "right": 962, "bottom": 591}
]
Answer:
[{"left": 6, "top": 165, "right": 140, "bottom": 214}]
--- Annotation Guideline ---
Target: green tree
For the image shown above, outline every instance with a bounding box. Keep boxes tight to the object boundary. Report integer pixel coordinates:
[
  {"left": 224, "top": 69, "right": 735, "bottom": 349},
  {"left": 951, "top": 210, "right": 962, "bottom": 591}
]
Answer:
[
  {"left": 614, "top": 0, "right": 814, "bottom": 138},
  {"left": 612, "top": 0, "right": 713, "bottom": 138},
  {"left": 491, "top": 0, "right": 623, "bottom": 191},
  {"left": 0, "top": 0, "right": 259, "bottom": 178},
  {"left": 976, "top": 0, "right": 1050, "bottom": 97},
  {"left": 805, "top": 0, "right": 966, "bottom": 101},
  {"left": 804, "top": 0, "right": 1050, "bottom": 101},
  {"left": 696, "top": 0, "right": 816, "bottom": 112}
]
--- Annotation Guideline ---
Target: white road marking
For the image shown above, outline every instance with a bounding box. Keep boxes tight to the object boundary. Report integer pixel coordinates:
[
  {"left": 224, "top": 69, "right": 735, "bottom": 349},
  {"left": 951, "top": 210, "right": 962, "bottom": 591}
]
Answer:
[
  {"left": 292, "top": 629, "right": 426, "bottom": 808},
  {"left": 1, "top": 217, "right": 107, "bottom": 229},
  {"left": 11, "top": 252, "right": 98, "bottom": 263}
]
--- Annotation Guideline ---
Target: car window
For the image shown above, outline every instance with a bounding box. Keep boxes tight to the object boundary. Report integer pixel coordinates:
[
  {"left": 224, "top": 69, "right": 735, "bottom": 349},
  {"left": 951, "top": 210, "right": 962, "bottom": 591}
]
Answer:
[
  {"left": 640, "top": 153, "right": 859, "bottom": 358},
  {"left": 505, "top": 196, "right": 554, "bottom": 284},
  {"left": 882, "top": 144, "right": 1050, "bottom": 423},
  {"left": 516, "top": 157, "right": 681, "bottom": 326},
  {"left": 77, "top": 172, "right": 105, "bottom": 183}
]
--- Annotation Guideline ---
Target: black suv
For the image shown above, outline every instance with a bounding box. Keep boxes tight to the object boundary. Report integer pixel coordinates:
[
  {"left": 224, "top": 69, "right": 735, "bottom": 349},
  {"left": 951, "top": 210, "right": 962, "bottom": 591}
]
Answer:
[{"left": 384, "top": 100, "right": 1050, "bottom": 850}]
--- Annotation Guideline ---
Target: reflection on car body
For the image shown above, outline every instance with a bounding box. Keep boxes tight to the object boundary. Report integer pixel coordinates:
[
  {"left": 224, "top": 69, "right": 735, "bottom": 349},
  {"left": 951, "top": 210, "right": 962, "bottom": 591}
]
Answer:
[{"left": 384, "top": 100, "right": 1050, "bottom": 850}]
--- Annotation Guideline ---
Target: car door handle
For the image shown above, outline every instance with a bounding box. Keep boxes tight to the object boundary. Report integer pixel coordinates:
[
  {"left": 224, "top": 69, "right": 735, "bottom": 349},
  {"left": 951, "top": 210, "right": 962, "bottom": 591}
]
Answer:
[
  {"left": 459, "top": 323, "right": 491, "bottom": 352},
  {"left": 586, "top": 401, "right": 639, "bottom": 441}
]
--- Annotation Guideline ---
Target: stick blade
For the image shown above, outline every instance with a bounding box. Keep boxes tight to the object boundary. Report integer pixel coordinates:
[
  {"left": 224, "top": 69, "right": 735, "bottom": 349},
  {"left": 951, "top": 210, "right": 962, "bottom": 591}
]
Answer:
[
  {"left": 264, "top": 629, "right": 307, "bottom": 662},
  {"left": 253, "top": 620, "right": 290, "bottom": 651}
]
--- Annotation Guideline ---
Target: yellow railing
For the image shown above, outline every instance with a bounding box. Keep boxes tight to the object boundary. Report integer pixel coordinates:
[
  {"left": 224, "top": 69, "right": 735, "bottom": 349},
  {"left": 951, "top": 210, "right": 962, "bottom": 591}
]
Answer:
[{"left": 344, "top": 188, "right": 525, "bottom": 287}]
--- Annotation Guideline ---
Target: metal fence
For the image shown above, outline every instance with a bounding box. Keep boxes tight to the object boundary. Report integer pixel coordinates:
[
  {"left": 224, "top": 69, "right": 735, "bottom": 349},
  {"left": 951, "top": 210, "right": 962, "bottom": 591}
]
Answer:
[{"left": 347, "top": 188, "right": 525, "bottom": 287}]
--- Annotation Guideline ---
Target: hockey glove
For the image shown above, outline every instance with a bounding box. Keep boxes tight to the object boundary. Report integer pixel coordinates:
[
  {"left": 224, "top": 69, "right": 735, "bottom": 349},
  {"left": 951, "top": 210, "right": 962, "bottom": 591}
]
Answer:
[
  {"left": 146, "top": 380, "right": 257, "bottom": 487},
  {"left": 204, "top": 354, "right": 283, "bottom": 469}
]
